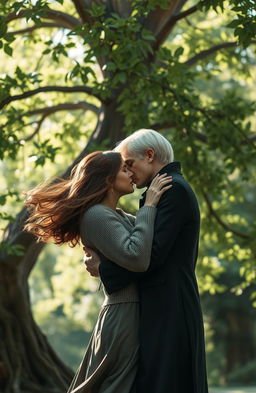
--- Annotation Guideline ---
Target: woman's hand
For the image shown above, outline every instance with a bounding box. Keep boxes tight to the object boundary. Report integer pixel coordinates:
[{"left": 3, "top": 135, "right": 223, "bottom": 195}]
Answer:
[{"left": 144, "top": 174, "right": 173, "bottom": 207}]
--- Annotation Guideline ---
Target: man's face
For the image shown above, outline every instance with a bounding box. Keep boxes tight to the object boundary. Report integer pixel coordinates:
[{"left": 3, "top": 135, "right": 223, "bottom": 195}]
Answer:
[{"left": 120, "top": 147, "right": 154, "bottom": 189}]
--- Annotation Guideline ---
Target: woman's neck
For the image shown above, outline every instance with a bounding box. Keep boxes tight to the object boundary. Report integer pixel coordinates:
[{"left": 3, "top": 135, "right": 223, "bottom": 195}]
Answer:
[{"left": 101, "top": 193, "right": 119, "bottom": 211}]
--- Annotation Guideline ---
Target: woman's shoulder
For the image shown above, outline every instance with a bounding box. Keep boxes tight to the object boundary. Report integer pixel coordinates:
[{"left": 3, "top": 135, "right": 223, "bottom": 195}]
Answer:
[{"left": 82, "top": 204, "right": 116, "bottom": 222}]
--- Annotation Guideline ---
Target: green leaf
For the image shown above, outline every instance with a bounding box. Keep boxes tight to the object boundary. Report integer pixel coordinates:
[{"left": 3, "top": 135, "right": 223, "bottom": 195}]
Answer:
[
  {"left": 227, "top": 19, "right": 240, "bottom": 29},
  {"left": 118, "top": 72, "right": 127, "bottom": 84},
  {"left": 106, "top": 61, "right": 116, "bottom": 71},
  {"left": 35, "top": 156, "right": 46, "bottom": 166},
  {"left": 0, "top": 195, "right": 7, "bottom": 205},
  {"left": 4, "top": 43, "right": 12, "bottom": 56},
  {"left": 174, "top": 47, "right": 184, "bottom": 58},
  {"left": 141, "top": 29, "right": 155, "bottom": 41},
  {"left": 89, "top": 3, "right": 105, "bottom": 18},
  {"left": 0, "top": 16, "right": 7, "bottom": 37},
  {"left": 0, "top": 242, "right": 25, "bottom": 256},
  {"left": 42, "top": 48, "right": 51, "bottom": 55},
  {"left": 4, "top": 33, "right": 15, "bottom": 43}
]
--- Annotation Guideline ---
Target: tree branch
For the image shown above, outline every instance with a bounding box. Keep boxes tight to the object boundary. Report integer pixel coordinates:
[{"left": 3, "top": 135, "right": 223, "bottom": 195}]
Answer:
[
  {"left": 185, "top": 40, "right": 256, "bottom": 66},
  {"left": 22, "top": 101, "right": 100, "bottom": 141},
  {"left": 172, "top": 4, "right": 199, "bottom": 22},
  {"left": 0, "top": 86, "right": 102, "bottom": 110},
  {"left": 153, "top": 3, "right": 199, "bottom": 49},
  {"left": 151, "top": 122, "right": 256, "bottom": 146},
  {"left": 10, "top": 22, "right": 66, "bottom": 35},
  {"left": 6, "top": 9, "right": 81, "bottom": 30},
  {"left": 202, "top": 191, "right": 251, "bottom": 240},
  {"left": 143, "top": 1, "right": 186, "bottom": 47},
  {"left": 71, "top": 0, "right": 93, "bottom": 24},
  {"left": 150, "top": 121, "right": 177, "bottom": 131},
  {"left": 243, "top": 135, "right": 256, "bottom": 144},
  {"left": 136, "top": 74, "right": 256, "bottom": 151},
  {"left": 25, "top": 101, "right": 100, "bottom": 116},
  {"left": 23, "top": 114, "right": 47, "bottom": 142}
]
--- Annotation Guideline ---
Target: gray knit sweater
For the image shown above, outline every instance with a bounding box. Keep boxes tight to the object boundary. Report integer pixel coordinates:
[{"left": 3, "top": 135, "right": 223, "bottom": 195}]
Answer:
[{"left": 80, "top": 204, "right": 156, "bottom": 304}]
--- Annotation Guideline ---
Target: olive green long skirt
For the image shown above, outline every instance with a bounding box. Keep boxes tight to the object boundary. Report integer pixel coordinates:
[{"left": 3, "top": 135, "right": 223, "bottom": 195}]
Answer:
[{"left": 67, "top": 302, "right": 139, "bottom": 393}]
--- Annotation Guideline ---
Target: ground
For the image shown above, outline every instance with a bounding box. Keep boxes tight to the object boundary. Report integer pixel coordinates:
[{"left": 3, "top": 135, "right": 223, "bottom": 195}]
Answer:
[{"left": 210, "top": 388, "right": 256, "bottom": 393}]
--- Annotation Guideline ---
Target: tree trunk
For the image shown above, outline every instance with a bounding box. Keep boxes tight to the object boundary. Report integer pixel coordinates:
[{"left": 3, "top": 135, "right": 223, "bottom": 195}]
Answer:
[
  {"left": 0, "top": 257, "right": 74, "bottom": 393},
  {"left": 0, "top": 102, "right": 125, "bottom": 393},
  {"left": 225, "top": 309, "right": 256, "bottom": 375}
]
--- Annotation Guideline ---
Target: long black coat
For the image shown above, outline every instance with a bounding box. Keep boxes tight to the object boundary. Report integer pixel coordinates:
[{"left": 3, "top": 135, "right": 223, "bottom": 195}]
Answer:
[{"left": 99, "top": 162, "right": 208, "bottom": 393}]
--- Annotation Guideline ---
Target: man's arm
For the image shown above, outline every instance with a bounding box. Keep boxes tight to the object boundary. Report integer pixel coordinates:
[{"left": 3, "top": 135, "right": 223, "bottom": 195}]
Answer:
[
  {"left": 99, "top": 258, "right": 141, "bottom": 294},
  {"left": 83, "top": 248, "right": 101, "bottom": 277},
  {"left": 83, "top": 246, "right": 141, "bottom": 291}
]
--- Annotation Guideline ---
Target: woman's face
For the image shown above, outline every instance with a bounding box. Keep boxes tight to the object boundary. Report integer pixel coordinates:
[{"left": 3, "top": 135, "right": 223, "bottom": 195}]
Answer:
[{"left": 112, "top": 160, "right": 134, "bottom": 196}]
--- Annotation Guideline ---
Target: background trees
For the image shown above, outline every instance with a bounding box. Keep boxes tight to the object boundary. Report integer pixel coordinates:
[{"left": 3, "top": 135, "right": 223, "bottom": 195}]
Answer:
[{"left": 0, "top": 1, "right": 255, "bottom": 392}]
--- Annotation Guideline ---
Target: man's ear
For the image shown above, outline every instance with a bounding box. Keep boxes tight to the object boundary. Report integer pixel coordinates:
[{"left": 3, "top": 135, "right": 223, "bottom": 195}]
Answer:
[{"left": 145, "top": 148, "right": 155, "bottom": 163}]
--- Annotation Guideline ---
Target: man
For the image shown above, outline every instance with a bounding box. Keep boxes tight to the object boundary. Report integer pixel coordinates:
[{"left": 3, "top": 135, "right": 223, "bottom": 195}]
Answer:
[{"left": 85, "top": 129, "right": 208, "bottom": 393}]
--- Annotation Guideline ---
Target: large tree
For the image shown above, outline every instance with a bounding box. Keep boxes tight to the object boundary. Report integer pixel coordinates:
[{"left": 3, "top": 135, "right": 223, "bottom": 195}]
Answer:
[{"left": 0, "top": 0, "right": 255, "bottom": 392}]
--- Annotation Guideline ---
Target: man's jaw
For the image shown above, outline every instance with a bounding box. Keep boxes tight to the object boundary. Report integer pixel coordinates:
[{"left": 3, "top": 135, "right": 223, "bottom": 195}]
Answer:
[
  {"left": 132, "top": 176, "right": 147, "bottom": 189},
  {"left": 134, "top": 181, "right": 146, "bottom": 189}
]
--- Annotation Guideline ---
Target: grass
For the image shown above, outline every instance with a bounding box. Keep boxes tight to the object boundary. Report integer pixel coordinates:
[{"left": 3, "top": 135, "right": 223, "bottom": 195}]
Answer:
[{"left": 210, "top": 388, "right": 256, "bottom": 393}]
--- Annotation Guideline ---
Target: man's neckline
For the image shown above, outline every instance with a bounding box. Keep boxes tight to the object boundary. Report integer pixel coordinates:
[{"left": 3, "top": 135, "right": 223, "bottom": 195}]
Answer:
[
  {"left": 158, "top": 161, "right": 181, "bottom": 175},
  {"left": 140, "top": 161, "right": 181, "bottom": 197},
  {"left": 147, "top": 161, "right": 181, "bottom": 188}
]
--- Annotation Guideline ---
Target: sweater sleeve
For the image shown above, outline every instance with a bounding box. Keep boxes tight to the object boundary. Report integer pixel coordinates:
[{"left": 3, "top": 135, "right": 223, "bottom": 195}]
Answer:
[
  {"left": 80, "top": 205, "right": 156, "bottom": 272},
  {"left": 123, "top": 212, "right": 136, "bottom": 226}
]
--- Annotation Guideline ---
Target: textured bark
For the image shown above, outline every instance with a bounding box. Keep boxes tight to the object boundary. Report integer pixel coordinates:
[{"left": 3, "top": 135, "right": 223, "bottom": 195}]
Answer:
[{"left": 0, "top": 251, "right": 74, "bottom": 393}]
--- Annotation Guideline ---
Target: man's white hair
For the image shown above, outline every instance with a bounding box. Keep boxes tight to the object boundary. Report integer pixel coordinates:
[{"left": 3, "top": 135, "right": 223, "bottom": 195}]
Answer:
[{"left": 115, "top": 129, "right": 174, "bottom": 165}]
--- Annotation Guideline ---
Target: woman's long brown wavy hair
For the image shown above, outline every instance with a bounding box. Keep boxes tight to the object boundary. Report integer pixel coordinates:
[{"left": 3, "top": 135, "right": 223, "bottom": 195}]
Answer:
[{"left": 24, "top": 151, "right": 122, "bottom": 246}]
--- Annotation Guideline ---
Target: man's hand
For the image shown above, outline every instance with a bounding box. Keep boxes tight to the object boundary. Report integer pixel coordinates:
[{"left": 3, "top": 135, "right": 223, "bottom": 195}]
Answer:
[{"left": 83, "top": 246, "right": 101, "bottom": 277}]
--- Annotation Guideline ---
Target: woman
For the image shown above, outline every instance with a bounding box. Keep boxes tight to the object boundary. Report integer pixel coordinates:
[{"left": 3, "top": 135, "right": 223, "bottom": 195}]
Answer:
[{"left": 24, "top": 151, "right": 172, "bottom": 393}]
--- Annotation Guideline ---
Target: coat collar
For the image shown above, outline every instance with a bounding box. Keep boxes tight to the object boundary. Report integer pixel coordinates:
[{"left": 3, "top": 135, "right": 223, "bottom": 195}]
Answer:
[
  {"left": 139, "top": 161, "right": 182, "bottom": 206},
  {"left": 158, "top": 161, "right": 181, "bottom": 176}
]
